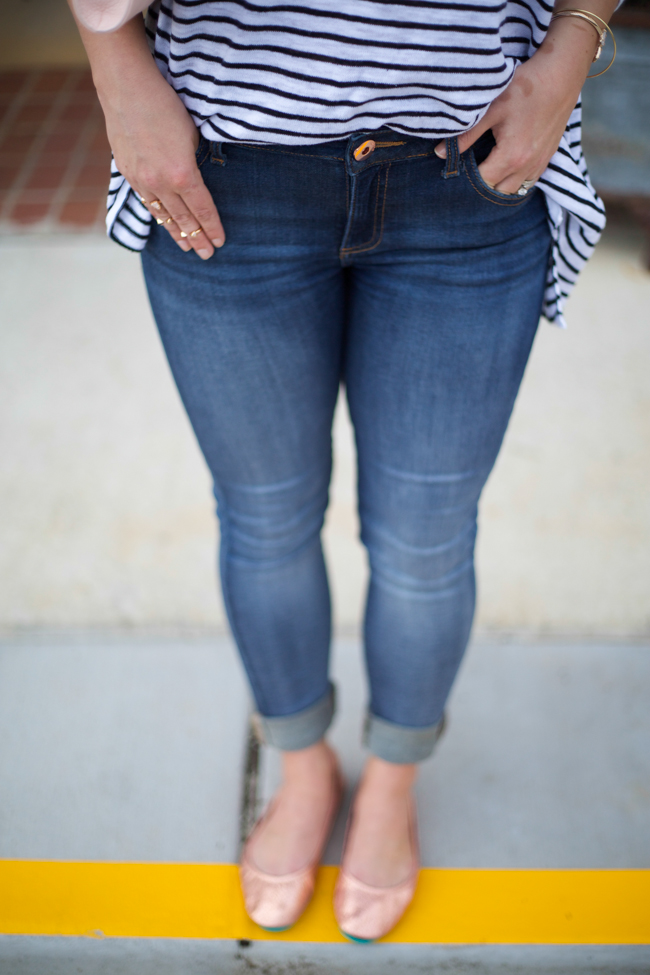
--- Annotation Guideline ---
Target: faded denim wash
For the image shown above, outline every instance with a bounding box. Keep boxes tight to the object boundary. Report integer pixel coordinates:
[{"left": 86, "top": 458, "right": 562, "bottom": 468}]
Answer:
[{"left": 141, "top": 128, "right": 551, "bottom": 762}]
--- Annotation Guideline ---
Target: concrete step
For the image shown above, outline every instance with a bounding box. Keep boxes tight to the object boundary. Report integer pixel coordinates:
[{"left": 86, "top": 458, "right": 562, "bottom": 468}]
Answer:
[
  {"left": 1, "top": 633, "right": 649, "bottom": 973},
  {"left": 261, "top": 638, "right": 650, "bottom": 869}
]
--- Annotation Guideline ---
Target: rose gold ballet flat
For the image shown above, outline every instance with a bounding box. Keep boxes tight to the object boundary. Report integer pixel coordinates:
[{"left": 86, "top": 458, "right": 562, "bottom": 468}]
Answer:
[
  {"left": 239, "top": 753, "right": 343, "bottom": 931},
  {"left": 333, "top": 796, "right": 419, "bottom": 943}
]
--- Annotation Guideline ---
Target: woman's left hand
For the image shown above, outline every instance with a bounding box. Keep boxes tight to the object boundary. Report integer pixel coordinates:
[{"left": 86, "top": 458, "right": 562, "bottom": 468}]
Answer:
[{"left": 435, "top": 9, "right": 614, "bottom": 194}]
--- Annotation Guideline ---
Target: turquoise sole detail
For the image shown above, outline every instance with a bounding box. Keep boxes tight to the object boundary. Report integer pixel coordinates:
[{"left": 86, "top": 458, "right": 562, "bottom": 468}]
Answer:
[
  {"left": 258, "top": 924, "right": 291, "bottom": 933},
  {"left": 339, "top": 928, "right": 376, "bottom": 944}
]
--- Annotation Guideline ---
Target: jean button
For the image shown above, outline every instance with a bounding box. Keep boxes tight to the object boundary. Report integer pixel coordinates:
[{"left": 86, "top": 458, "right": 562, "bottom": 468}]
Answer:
[{"left": 353, "top": 139, "right": 376, "bottom": 161}]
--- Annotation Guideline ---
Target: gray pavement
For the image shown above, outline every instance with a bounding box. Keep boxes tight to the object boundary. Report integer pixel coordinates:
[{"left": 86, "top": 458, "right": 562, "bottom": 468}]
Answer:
[
  {"left": 1, "top": 938, "right": 649, "bottom": 975},
  {"left": 0, "top": 632, "right": 250, "bottom": 863},
  {"left": 1, "top": 633, "right": 649, "bottom": 973},
  {"left": 3, "top": 634, "right": 648, "bottom": 868},
  {"left": 262, "top": 638, "right": 650, "bottom": 870}
]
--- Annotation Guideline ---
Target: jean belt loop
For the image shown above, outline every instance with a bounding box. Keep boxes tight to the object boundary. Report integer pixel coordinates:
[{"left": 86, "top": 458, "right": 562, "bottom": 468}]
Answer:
[
  {"left": 211, "top": 141, "right": 227, "bottom": 165},
  {"left": 443, "top": 136, "right": 460, "bottom": 179}
]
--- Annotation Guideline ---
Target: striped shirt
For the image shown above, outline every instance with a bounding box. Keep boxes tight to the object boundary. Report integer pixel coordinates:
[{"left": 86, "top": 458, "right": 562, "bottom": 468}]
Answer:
[{"left": 107, "top": 0, "right": 609, "bottom": 326}]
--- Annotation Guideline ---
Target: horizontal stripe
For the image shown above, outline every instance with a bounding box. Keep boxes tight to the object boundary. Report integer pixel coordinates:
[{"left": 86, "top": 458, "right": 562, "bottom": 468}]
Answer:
[{"left": 2, "top": 862, "right": 649, "bottom": 943}]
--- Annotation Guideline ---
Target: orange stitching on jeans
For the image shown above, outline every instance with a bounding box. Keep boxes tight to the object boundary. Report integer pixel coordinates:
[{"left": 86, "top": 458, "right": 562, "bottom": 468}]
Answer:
[
  {"left": 465, "top": 166, "right": 526, "bottom": 207},
  {"left": 360, "top": 151, "right": 432, "bottom": 165},
  {"left": 444, "top": 137, "right": 459, "bottom": 177},
  {"left": 465, "top": 153, "right": 526, "bottom": 207},
  {"left": 394, "top": 151, "right": 432, "bottom": 162}
]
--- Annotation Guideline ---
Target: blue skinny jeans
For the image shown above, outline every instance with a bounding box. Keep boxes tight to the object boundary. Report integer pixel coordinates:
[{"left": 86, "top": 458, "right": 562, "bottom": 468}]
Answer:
[{"left": 141, "top": 129, "right": 551, "bottom": 763}]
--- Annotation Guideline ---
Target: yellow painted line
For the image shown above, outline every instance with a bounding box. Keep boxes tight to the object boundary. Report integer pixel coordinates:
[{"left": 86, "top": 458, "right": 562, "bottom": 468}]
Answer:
[{"left": 1, "top": 862, "right": 649, "bottom": 944}]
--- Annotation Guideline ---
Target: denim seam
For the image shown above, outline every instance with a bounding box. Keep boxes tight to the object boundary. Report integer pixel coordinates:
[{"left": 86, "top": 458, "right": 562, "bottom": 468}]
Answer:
[
  {"left": 340, "top": 163, "right": 390, "bottom": 256},
  {"left": 464, "top": 152, "right": 528, "bottom": 207}
]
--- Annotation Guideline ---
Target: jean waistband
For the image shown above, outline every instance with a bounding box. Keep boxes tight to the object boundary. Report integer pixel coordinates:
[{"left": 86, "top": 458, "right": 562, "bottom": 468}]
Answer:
[{"left": 202, "top": 127, "right": 496, "bottom": 177}]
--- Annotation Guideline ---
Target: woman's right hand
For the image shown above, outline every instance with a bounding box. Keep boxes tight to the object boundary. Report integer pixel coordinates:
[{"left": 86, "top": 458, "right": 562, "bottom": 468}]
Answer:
[{"left": 71, "top": 12, "right": 225, "bottom": 259}]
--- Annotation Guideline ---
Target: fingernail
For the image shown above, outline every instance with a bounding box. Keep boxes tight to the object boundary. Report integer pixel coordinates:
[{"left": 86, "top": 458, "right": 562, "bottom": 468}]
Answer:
[
  {"left": 177, "top": 239, "right": 191, "bottom": 251},
  {"left": 211, "top": 237, "right": 224, "bottom": 248},
  {"left": 198, "top": 248, "right": 211, "bottom": 260},
  {"left": 434, "top": 143, "right": 446, "bottom": 159}
]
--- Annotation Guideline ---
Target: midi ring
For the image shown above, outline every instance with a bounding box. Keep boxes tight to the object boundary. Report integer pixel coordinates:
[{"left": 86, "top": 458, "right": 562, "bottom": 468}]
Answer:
[
  {"left": 139, "top": 195, "right": 163, "bottom": 209},
  {"left": 517, "top": 179, "right": 536, "bottom": 197},
  {"left": 180, "top": 227, "right": 203, "bottom": 238}
]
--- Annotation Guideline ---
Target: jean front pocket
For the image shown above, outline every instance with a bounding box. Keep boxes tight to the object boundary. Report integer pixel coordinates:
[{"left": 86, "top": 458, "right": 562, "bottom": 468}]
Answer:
[{"left": 464, "top": 146, "right": 530, "bottom": 208}]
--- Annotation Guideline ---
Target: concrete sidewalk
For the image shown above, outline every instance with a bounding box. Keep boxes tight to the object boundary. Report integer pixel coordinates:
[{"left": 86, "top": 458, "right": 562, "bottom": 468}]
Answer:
[
  {"left": 1, "top": 633, "right": 648, "bottom": 972},
  {"left": 1, "top": 209, "right": 649, "bottom": 638},
  {"left": 264, "top": 638, "right": 650, "bottom": 871},
  {"left": 1, "top": 938, "right": 649, "bottom": 975}
]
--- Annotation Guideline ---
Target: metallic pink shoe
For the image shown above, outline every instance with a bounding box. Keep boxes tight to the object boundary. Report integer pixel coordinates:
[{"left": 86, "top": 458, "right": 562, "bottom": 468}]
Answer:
[
  {"left": 334, "top": 797, "right": 419, "bottom": 943},
  {"left": 239, "top": 752, "right": 343, "bottom": 931}
]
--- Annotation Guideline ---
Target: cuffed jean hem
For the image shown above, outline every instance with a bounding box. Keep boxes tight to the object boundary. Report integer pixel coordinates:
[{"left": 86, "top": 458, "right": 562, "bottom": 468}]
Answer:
[
  {"left": 364, "top": 711, "right": 447, "bottom": 764},
  {"left": 250, "top": 682, "right": 336, "bottom": 751}
]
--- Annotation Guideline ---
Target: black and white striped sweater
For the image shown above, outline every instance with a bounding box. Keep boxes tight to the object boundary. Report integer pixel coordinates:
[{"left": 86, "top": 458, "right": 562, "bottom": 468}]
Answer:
[{"left": 107, "top": 0, "right": 610, "bottom": 325}]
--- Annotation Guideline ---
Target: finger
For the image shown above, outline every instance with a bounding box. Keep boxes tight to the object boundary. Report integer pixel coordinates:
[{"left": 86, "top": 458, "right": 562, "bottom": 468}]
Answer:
[
  {"left": 481, "top": 148, "right": 542, "bottom": 194},
  {"left": 456, "top": 116, "right": 493, "bottom": 156},
  {"left": 159, "top": 213, "right": 192, "bottom": 251},
  {"left": 493, "top": 170, "right": 539, "bottom": 195},
  {"left": 161, "top": 163, "right": 225, "bottom": 259},
  {"left": 163, "top": 193, "right": 215, "bottom": 259},
  {"left": 180, "top": 179, "right": 225, "bottom": 249},
  {"left": 435, "top": 115, "right": 493, "bottom": 160},
  {"left": 131, "top": 187, "right": 185, "bottom": 245},
  {"left": 135, "top": 189, "right": 191, "bottom": 251},
  {"left": 477, "top": 143, "right": 521, "bottom": 191}
]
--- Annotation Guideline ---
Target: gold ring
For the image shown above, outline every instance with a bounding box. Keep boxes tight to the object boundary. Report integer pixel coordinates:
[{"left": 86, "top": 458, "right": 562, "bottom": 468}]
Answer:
[
  {"left": 180, "top": 227, "right": 203, "bottom": 238},
  {"left": 165, "top": 217, "right": 174, "bottom": 225},
  {"left": 149, "top": 200, "right": 163, "bottom": 211}
]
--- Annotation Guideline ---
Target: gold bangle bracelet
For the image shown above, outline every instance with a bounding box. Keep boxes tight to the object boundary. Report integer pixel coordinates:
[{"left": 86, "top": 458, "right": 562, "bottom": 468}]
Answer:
[{"left": 550, "top": 8, "right": 616, "bottom": 77}]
